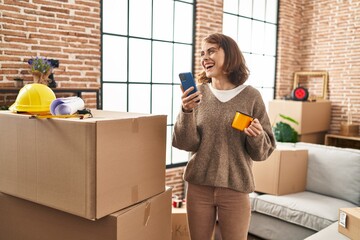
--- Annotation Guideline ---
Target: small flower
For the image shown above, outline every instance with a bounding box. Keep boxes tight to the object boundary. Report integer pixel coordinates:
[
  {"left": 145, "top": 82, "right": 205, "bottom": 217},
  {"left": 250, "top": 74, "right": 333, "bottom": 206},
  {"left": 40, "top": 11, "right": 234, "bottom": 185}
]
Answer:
[{"left": 28, "top": 57, "right": 53, "bottom": 74}]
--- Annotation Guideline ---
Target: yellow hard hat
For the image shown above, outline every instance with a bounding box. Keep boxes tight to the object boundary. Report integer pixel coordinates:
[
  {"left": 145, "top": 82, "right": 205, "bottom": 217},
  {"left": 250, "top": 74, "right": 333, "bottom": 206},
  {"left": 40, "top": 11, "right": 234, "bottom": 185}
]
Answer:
[{"left": 9, "top": 83, "right": 56, "bottom": 114}]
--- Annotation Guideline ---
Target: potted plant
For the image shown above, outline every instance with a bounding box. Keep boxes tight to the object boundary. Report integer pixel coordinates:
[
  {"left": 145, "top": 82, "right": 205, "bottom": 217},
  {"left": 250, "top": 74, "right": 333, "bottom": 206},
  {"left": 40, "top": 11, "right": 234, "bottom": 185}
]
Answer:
[
  {"left": 273, "top": 114, "right": 299, "bottom": 143},
  {"left": 28, "top": 57, "right": 53, "bottom": 85}
]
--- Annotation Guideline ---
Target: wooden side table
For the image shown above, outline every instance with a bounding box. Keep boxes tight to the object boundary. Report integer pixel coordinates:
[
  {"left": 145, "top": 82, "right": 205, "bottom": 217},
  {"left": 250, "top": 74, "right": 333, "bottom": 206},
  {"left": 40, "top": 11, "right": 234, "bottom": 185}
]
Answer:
[{"left": 324, "top": 134, "right": 360, "bottom": 149}]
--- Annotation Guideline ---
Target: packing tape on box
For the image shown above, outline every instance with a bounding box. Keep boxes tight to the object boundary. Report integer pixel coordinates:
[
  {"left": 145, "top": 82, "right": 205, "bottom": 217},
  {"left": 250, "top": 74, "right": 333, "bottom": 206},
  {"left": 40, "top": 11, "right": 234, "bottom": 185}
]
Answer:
[{"left": 143, "top": 201, "right": 151, "bottom": 226}]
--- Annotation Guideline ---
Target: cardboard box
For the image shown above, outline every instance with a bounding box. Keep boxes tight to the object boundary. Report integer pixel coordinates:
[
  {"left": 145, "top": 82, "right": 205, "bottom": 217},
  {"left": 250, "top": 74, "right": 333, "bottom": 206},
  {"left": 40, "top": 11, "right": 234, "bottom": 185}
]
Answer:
[
  {"left": 268, "top": 100, "right": 331, "bottom": 135},
  {"left": 172, "top": 205, "right": 190, "bottom": 240},
  {"left": 252, "top": 148, "right": 308, "bottom": 195},
  {"left": 0, "top": 187, "right": 172, "bottom": 240},
  {"left": 338, "top": 207, "right": 360, "bottom": 240},
  {"left": 0, "top": 110, "right": 167, "bottom": 220},
  {"left": 340, "top": 122, "right": 359, "bottom": 136}
]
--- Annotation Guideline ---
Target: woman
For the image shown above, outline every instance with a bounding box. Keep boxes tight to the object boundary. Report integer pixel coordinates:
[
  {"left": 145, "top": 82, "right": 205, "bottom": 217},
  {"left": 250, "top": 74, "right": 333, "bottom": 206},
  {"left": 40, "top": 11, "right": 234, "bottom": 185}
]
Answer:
[{"left": 172, "top": 33, "right": 276, "bottom": 240}]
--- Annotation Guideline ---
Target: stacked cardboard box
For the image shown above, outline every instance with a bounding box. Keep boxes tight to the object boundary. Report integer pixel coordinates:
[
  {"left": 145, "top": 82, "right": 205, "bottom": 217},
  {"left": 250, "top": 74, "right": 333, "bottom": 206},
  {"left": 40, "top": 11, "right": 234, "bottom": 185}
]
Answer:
[
  {"left": 268, "top": 100, "right": 331, "bottom": 144},
  {"left": 172, "top": 205, "right": 190, "bottom": 240},
  {"left": 252, "top": 147, "right": 308, "bottom": 195},
  {"left": 0, "top": 188, "right": 172, "bottom": 240},
  {"left": 0, "top": 110, "right": 171, "bottom": 239}
]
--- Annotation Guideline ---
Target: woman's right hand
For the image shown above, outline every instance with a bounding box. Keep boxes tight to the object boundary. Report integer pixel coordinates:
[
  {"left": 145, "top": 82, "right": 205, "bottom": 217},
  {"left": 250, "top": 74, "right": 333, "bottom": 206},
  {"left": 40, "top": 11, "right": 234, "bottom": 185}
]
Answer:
[{"left": 181, "top": 86, "right": 202, "bottom": 113}]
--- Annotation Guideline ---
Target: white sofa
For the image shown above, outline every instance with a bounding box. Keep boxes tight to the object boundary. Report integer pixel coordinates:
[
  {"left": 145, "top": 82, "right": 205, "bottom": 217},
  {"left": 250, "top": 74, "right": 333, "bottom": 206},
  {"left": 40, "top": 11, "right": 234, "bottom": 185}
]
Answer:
[{"left": 249, "top": 142, "right": 360, "bottom": 240}]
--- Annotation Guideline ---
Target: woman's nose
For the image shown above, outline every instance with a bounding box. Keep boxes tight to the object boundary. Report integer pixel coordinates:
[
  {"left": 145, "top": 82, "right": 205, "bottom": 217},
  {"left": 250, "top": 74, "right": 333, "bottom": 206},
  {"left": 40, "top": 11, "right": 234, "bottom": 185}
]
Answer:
[{"left": 201, "top": 53, "right": 209, "bottom": 60}]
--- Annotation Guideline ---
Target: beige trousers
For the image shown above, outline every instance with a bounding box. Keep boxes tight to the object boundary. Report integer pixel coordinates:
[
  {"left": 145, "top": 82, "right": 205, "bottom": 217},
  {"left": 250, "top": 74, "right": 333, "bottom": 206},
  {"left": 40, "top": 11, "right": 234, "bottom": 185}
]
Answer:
[{"left": 186, "top": 183, "right": 251, "bottom": 240}]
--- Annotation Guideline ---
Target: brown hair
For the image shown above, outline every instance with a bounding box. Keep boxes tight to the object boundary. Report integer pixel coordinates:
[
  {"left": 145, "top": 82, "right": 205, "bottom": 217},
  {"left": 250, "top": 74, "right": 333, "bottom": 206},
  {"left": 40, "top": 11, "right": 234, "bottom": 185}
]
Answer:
[{"left": 197, "top": 33, "right": 249, "bottom": 86}]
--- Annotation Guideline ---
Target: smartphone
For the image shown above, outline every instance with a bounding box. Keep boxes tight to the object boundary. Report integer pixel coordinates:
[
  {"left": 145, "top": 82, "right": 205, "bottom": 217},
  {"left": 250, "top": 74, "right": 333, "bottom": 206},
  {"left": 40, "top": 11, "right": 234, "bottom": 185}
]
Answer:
[{"left": 179, "top": 72, "right": 198, "bottom": 95}]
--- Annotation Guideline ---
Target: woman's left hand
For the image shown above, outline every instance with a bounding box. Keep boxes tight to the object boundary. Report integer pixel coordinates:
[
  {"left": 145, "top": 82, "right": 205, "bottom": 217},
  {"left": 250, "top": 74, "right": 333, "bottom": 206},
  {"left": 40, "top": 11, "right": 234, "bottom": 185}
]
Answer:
[{"left": 244, "top": 118, "right": 263, "bottom": 137}]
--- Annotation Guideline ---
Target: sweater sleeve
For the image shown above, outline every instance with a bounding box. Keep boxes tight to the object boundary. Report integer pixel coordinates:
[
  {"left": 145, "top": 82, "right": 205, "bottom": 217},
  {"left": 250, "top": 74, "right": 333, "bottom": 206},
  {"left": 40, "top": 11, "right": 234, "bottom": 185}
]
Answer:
[
  {"left": 245, "top": 90, "right": 276, "bottom": 161},
  {"left": 172, "top": 109, "right": 201, "bottom": 152}
]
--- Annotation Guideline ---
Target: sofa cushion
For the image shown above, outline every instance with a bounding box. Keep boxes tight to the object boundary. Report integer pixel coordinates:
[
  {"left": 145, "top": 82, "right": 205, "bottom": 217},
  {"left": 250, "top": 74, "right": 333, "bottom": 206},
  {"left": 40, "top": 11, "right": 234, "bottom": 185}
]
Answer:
[
  {"left": 249, "top": 192, "right": 260, "bottom": 211},
  {"left": 254, "top": 191, "right": 357, "bottom": 231},
  {"left": 249, "top": 211, "right": 316, "bottom": 240},
  {"left": 295, "top": 142, "right": 360, "bottom": 206}
]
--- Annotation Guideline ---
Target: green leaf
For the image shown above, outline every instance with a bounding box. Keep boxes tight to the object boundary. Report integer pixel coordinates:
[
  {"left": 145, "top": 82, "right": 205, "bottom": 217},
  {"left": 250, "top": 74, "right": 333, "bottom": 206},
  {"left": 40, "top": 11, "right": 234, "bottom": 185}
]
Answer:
[{"left": 279, "top": 114, "right": 299, "bottom": 125}]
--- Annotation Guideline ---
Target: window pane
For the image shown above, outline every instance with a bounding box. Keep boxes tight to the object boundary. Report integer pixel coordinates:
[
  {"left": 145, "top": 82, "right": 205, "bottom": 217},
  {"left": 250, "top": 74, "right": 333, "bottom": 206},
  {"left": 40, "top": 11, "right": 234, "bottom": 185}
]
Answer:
[
  {"left": 251, "top": 21, "right": 265, "bottom": 54},
  {"left": 152, "top": 85, "right": 172, "bottom": 124},
  {"left": 243, "top": 53, "right": 252, "bottom": 70},
  {"left": 266, "top": 0, "right": 278, "bottom": 23},
  {"left": 153, "top": 0, "right": 174, "bottom": 41},
  {"left": 261, "top": 55, "right": 276, "bottom": 88},
  {"left": 172, "top": 147, "right": 189, "bottom": 165},
  {"left": 166, "top": 126, "right": 173, "bottom": 165},
  {"left": 173, "top": 85, "right": 182, "bottom": 124},
  {"left": 238, "top": 17, "right": 252, "bottom": 53},
  {"left": 239, "top": 0, "right": 253, "bottom": 18},
  {"left": 223, "top": 0, "right": 239, "bottom": 14},
  {"left": 223, "top": 0, "right": 278, "bottom": 126},
  {"left": 253, "top": 0, "right": 265, "bottom": 21},
  {"left": 247, "top": 54, "right": 275, "bottom": 88},
  {"left": 102, "top": 83, "right": 127, "bottom": 112},
  {"left": 129, "top": 0, "right": 152, "bottom": 38},
  {"left": 244, "top": 53, "right": 255, "bottom": 86},
  {"left": 102, "top": 0, "right": 195, "bottom": 166},
  {"left": 259, "top": 87, "right": 274, "bottom": 112},
  {"left": 102, "top": 1, "right": 127, "bottom": 35},
  {"left": 174, "top": 2, "right": 193, "bottom": 44},
  {"left": 103, "top": 35, "right": 127, "bottom": 82},
  {"left": 129, "top": 38, "right": 151, "bottom": 83},
  {"left": 250, "top": 54, "right": 273, "bottom": 87},
  {"left": 247, "top": 54, "right": 262, "bottom": 87},
  {"left": 173, "top": 43, "right": 192, "bottom": 80},
  {"left": 264, "top": 24, "right": 277, "bottom": 56},
  {"left": 223, "top": 14, "right": 238, "bottom": 42},
  {"left": 129, "top": 84, "right": 150, "bottom": 113},
  {"left": 152, "top": 41, "right": 173, "bottom": 83}
]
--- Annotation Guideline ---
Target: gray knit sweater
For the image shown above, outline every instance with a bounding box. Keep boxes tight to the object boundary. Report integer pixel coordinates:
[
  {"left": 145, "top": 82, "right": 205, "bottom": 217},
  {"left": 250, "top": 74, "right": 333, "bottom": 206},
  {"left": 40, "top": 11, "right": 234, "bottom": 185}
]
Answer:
[{"left": 172, "top": 84, "right": 276, "bottom": 193}]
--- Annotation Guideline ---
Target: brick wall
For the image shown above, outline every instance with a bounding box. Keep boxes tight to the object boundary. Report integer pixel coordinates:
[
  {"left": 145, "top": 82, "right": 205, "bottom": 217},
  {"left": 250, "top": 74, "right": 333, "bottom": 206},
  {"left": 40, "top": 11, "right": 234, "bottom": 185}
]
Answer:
[
  {"left": 277, "top": 0, "right": 360, "bottom": 133},
  {"left": 0, "top": 0, "right": 101, "bottom": 108},
  {"left": 193, "top": 0, "right": 223, "bottom": 75},
  {"left": 165, "top": 167, "right": 185, "bottom": 198},
  {"left": 1, "top": 0, "right": 359, "bottom": 196},
  {"left": 276, "top": 0, "right": 303, "bottom": 98}
]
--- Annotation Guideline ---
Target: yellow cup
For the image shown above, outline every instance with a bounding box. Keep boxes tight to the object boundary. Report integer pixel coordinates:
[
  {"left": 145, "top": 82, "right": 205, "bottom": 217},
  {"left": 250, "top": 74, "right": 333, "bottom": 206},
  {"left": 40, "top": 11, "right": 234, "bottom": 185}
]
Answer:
[{"left": 231, "top": 111, "right": 254, "bottom": 131}]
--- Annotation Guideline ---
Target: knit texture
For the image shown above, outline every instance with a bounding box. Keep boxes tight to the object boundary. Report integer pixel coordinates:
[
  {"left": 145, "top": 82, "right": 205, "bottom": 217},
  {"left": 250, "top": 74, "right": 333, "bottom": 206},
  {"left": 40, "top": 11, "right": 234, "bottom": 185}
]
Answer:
[{"left": 172, "top": 84, "right": 276, "bottom": 193}]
